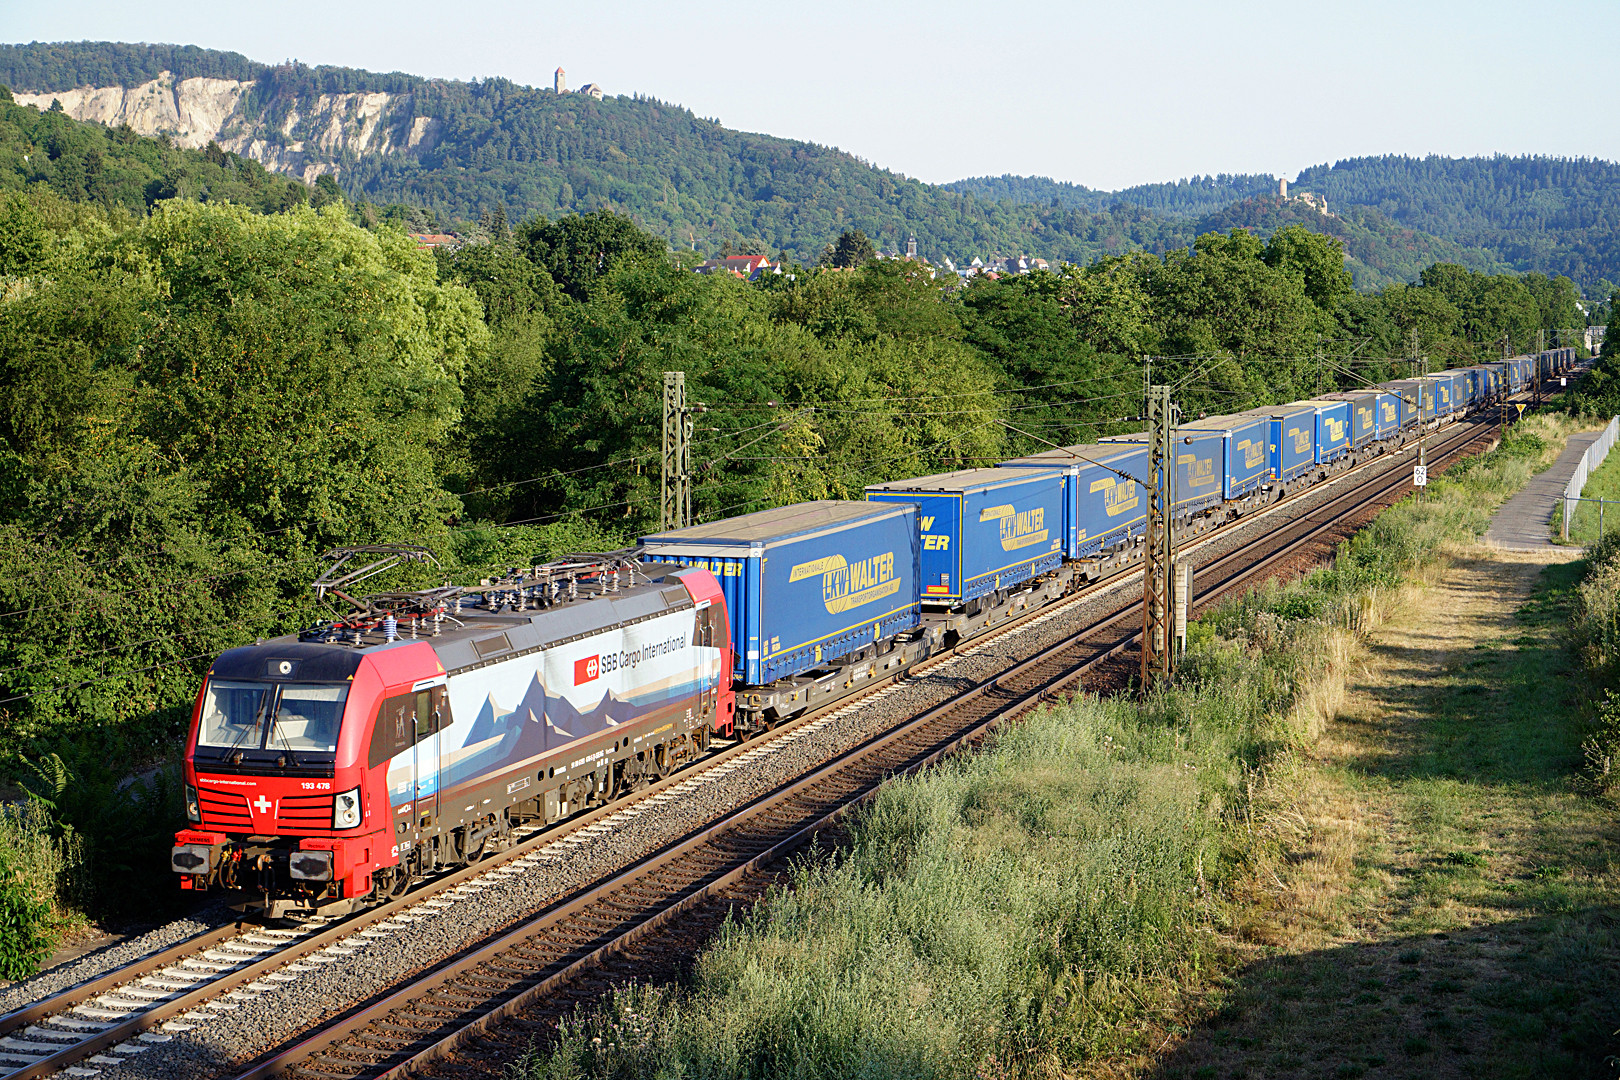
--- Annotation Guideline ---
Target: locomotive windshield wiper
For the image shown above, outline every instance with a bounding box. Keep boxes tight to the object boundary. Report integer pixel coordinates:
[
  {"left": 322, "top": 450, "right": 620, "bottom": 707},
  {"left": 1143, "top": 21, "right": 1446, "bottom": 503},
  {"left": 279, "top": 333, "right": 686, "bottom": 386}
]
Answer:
[{"left": 222, "top": 689, "right": 271, "bottom": 760}]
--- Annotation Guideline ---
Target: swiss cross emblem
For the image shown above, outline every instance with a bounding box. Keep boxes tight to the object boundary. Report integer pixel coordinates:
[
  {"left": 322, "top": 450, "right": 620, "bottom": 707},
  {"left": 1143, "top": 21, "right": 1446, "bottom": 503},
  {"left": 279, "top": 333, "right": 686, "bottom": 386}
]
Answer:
[{"left": 254, "top": 796, "right": 273, "bottom": 814}]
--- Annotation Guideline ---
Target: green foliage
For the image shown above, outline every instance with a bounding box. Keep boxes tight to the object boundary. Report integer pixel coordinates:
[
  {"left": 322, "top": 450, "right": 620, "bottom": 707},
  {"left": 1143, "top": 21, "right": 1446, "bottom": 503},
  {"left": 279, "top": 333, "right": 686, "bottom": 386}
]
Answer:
[
  {"left": 820, "top": 228, "right": 876, "bottom": 269},
  {"left": 0, "top": 847, "right": 54, "bottom": 980},
  {"left": 0, "top": 93, "right": 311, "bottom": 216},
  {"left": 22, "top": 745, "right": 183, "bottom": 919},
  {"left": 0, "top": 44, "right": 1202, "bottom": 266},
  {"left": 0, "top": 800, "right": 80, "bottom": 979},
  {"left": 1570, "top": 532, "right": 1620, "bottom": 792},
  {"left": 965, "top": 158, "right": 1620, "bottom": 291}
]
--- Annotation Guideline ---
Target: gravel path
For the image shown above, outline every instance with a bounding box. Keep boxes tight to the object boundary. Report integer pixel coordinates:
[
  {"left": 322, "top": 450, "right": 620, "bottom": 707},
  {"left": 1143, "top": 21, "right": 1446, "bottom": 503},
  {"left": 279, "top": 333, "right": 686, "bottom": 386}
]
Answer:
[{"left": 41, "top": 442, "right": 1429, "bottom": 1080}]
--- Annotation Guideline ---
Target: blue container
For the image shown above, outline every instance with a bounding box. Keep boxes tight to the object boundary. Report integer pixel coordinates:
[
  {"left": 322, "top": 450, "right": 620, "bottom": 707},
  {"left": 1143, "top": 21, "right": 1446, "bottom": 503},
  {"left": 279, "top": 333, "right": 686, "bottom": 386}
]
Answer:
[
  {"left": 1434, "top": 370, "right": 1474, "bottom": 410},
  {"left": 1319, "top": 391, "right": 1377, "bottom": 448},
  {"left": 1250, "top": 403, "right": 1318, "bottom": 482},
  {"left": 867, "top": 468, "right": 1066, "bottom": 604},
  {"left": 996, "top": 443, "right": 1149, "bottom": 559},
  {"left": 1177, "top": 413, "right": 1271, "bottom": 498},
  {"left": 1370, "top": 390, "right": 1403, "bottom": 437},
  {"left": 1296, "top": 399, "right": 1352, "bottom": 462},
  {"left": 641, "top": 501, "right": 921, "bottom": 687},
  {"left": 1382, "top": 380, "right": 1434, "bottom": 426},
  {"left": 1097, "top": 428, "right": 1226, "bottom": 513}
]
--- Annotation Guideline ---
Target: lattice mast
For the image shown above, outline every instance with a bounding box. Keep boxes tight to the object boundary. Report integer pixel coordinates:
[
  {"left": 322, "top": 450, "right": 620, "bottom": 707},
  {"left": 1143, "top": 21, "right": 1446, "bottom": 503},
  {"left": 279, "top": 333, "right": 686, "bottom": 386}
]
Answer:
[{"left": 1140, "top": 384, "right": 1177, "bottom": 687}]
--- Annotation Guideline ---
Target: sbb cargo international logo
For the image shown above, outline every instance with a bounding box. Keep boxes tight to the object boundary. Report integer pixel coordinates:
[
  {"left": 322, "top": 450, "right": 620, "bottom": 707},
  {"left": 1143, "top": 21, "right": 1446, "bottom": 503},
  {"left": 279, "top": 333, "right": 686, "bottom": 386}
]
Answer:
[{"left": 574, "top": 655, "right": 600, "bottom": 685}]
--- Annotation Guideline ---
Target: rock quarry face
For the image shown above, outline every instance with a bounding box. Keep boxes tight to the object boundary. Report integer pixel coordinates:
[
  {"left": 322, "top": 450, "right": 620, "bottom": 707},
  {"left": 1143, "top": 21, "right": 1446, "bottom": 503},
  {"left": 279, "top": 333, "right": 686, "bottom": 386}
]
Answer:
[{"left": 14, "top": 71, "right": 442, "bottom": 184}]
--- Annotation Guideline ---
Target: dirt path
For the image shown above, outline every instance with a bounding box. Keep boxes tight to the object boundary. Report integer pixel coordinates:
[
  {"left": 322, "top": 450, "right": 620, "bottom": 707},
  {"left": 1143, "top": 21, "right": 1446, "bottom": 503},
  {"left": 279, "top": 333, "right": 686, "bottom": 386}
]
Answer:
[{"left": 1153, "top": 547, "right": 1620, "bottom": 1080}]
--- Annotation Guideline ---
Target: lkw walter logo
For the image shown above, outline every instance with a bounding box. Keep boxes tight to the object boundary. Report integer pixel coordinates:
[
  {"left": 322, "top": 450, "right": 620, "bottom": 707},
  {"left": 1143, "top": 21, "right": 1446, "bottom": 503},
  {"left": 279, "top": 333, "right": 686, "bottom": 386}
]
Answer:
[{"left": 789, "top": 553, "right": 900, "bottom": 615}]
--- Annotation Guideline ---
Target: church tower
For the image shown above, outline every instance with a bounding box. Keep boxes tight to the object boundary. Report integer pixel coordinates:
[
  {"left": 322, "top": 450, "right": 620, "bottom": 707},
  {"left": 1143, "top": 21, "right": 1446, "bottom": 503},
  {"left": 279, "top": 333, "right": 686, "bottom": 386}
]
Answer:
[{"left": 555, "top": 67, "right": 567, "bottom": 94}]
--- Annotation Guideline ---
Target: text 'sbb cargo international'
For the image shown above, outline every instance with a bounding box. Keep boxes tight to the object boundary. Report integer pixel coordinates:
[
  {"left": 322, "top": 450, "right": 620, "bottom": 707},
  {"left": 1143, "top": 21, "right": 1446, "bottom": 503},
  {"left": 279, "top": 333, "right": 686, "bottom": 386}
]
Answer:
[
  {"left": 996, "top": 442, "right": 1148, "bottom": 559},
  {"left": 866, "top": 468, "right": 1065, "bottom": 604},
  {"left": 641, "top": 501, "right": 921, "bottom": 687}
]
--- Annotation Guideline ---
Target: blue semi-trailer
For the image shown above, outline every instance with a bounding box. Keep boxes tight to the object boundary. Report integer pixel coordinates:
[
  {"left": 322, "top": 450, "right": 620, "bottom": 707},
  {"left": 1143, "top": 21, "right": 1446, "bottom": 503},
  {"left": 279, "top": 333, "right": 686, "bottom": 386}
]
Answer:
[
  {"left": 866, "top": 467, "right": 1067, "bottom": 605},
  {"left": 995, "top": 442, "right": 1149, "bottom": 560},
  {"left": 642, "top": 501, "right": 922, "bottom": 687}
]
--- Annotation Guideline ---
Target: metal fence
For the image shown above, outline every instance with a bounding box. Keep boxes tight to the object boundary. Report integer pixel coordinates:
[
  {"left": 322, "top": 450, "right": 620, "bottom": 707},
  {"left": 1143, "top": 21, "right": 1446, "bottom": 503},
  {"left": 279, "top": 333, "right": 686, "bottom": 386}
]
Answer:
[{"left": 1562, "top": 416, "right": 1620, "bottom": 540}]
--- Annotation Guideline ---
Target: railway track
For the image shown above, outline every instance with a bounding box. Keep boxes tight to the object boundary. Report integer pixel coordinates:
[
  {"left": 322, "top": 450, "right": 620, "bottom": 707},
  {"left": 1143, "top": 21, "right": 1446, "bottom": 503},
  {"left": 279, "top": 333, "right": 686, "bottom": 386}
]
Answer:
[
  {"left": 229, "top": 414, "right": 1502, "bottom": 1080},
  {"left": 0, "top": 410, "right": 1501, "bottom": 1080}
]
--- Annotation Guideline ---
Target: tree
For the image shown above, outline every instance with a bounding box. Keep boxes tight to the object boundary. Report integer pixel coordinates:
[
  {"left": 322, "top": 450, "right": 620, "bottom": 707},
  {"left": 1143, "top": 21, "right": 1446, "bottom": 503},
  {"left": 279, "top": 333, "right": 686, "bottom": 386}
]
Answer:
[
  {"left": 519, "top": 209, "right": 667, "bottom": 301},
  {"left": 311, "top": 173, "right": 343, "bottom": 208},
  {"left": 822, "top": 230, "right": 877, "bottom": 269},
  {"left": 1262, "top": 224, "right": 1354, "bottom": 310}
]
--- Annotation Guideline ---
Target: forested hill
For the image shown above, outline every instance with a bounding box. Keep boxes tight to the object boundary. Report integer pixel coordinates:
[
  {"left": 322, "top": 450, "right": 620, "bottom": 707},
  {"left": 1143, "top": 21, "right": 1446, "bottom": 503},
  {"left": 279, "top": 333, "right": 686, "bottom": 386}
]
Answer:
[
  {"left": 947, "top": 173, "right": 1278, "bottom": 218},
  {"left": 960, "top": 157, "right": 1620, "bottom": 289},
  {"left": 0, "top": 41, "right": 1194, "bottom": 266},
  {"left": 1292, "top": 155, "right": 1620, "bottom": 288}
]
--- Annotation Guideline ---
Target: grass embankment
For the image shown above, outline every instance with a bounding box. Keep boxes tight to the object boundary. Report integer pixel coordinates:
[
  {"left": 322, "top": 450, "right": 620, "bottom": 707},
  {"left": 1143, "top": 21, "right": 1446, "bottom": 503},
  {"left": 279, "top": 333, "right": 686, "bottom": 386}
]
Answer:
[
  {"left": 1558, "top": 430, "right": 1620, "bottom": 544},
  {"left": 517, "top": 415, "right": 1597, "bottom": 1080}
]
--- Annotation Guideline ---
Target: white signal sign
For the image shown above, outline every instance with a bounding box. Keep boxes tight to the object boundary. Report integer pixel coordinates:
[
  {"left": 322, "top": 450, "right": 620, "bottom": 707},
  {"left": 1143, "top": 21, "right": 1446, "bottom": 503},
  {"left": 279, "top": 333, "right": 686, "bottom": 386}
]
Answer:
[{"left": 1413, "top": 465, "right": 1428, "bottom": 487}]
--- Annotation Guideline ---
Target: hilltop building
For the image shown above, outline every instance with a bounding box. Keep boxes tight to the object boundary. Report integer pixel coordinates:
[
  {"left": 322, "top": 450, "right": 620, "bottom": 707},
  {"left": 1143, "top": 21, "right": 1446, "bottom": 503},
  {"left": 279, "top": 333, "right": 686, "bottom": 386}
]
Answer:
[
  {"left": 552, "top": 68, "right": 604, "bottom": 99},
  {"left": 1279, "top": 177, "right": 1330, "bottom": 216}
]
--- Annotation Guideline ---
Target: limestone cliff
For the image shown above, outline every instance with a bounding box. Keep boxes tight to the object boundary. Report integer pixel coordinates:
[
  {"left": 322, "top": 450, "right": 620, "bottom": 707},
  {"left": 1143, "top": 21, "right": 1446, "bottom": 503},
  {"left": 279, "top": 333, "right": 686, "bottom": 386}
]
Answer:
[{"left": 15, "top": 72, "right": 441, "bottom": 184}]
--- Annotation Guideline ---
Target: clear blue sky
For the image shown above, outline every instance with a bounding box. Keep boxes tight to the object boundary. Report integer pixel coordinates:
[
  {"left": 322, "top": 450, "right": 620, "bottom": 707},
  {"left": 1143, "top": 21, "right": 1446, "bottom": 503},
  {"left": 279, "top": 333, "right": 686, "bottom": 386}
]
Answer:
[{"left": 4, "top": 0, "right": 1615, "bottom": 190}]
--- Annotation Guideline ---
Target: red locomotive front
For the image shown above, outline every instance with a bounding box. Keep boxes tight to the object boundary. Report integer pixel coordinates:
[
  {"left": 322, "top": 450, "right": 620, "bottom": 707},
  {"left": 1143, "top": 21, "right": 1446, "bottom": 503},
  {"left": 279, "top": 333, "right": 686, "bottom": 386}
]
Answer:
[
  {"left": 171, "top": 641, "right": 441, "bottom": 916},
  {"left": 171, "top": 551, "right": 733, "bottom": 918}
]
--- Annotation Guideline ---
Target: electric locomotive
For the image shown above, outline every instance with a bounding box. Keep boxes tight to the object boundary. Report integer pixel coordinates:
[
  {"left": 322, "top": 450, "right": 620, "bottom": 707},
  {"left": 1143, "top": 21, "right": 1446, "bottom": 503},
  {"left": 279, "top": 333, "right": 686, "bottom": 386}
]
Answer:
[{"left": 172, "top": 549, "right": 731, "bottom": 917}]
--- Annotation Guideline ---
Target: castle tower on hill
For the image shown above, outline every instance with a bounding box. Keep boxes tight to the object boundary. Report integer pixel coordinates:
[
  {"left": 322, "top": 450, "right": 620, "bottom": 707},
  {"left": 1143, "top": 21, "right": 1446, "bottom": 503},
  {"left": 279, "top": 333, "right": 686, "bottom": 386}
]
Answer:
[{"left": 555, "top": 67, "right": 566, "bottom": 94}]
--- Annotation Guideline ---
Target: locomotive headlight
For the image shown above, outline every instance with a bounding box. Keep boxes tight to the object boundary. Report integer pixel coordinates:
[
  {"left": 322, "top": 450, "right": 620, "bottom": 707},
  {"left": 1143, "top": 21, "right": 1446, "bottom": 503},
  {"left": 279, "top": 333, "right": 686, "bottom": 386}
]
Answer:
[
  {"left": 185, "top": 785, "right": 201, "bottom": 824},
  {"left": 288, "top": 849, "right": 333, "bottom": 881},
  {"left": 332, "top": 787, "right": 362, "bottom": 830}
]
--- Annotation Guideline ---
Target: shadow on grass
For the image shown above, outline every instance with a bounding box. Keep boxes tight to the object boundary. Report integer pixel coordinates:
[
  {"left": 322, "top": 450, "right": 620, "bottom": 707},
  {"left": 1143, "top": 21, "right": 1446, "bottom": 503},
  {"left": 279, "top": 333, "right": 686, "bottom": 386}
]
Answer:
[
  {"left": 1152, "top": 908, "right": 1620, "bottom": 1080},
  {"left": 1156, "top": 558, "right": 1620, "bottom": 1079}
]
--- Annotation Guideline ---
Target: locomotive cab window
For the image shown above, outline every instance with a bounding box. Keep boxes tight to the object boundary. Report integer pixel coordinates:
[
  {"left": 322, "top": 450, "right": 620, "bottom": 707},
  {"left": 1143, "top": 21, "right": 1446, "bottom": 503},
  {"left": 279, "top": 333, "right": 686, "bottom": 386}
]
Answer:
[
  {"left": 197, "top": 680, "right": 348, "bottom": 764},
  {"left": 269, "top": 685, "right": 345, "bottom": 752},
  {"left": 198, "top": 680, "right": 271, "bottom": 751}
]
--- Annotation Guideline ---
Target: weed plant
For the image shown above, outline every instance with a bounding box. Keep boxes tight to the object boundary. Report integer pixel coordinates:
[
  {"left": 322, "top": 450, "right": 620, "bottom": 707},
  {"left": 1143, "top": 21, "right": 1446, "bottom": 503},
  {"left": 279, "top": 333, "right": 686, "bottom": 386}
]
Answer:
[{"left": 0, "top": 799, "right": 85, "bottom": 979}]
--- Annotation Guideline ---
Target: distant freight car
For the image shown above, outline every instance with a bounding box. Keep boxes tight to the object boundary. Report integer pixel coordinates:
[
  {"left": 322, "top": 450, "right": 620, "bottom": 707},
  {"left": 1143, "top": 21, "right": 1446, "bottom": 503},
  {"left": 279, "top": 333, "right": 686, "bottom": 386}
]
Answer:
[
  {"left": 643, "top": 501, "right": 921, "bottom": 686},
  {"left": 1383, "top": 379, "right": 1434, "bottom": 425},
  {"left": 1098, "top": 426, "right": 1226, "bottom": 515},
  {"left": 1318, "top": 390, "right": 1377, "bottom": 449},
  {"left": 1177, "top": 413, "right": 1271, "bottom": 501},
  {"left": 1249, "top": 402, "right": 1317, "bottom": 485},
  {"left": 996, "top": 442, "right": 1148, "bottom": 560},
  {"left": 866, "top": 468, "right": 1066, "bottom": 605},
  {"left": 1295, "top": 399, "right": 1352, "bottom": 463},
  {"left": 1432, "top": 370, "right": 1474, "bottom": 411}
]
